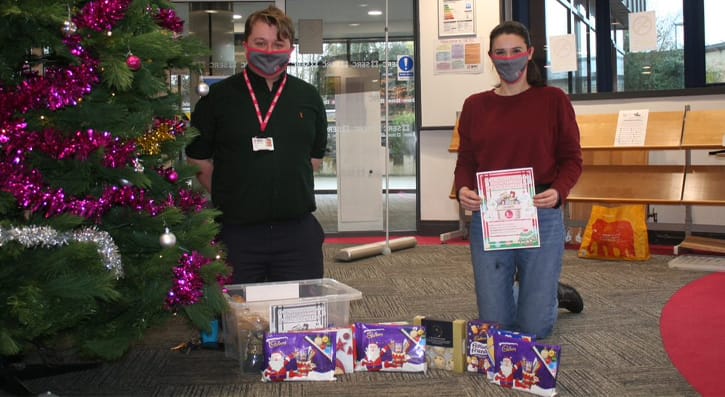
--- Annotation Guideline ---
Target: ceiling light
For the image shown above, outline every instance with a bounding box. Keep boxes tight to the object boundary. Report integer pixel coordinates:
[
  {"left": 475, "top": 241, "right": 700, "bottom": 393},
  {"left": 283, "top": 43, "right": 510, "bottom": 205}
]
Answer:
[
  {"left": 233, "top": 14, "right": 242, "bottom": 20},
  {"left": 349, "top": 23, "right": 360, "bottom": 27},
  {"left": 368, "top": 10, "right": 383, "bottom": 16}
]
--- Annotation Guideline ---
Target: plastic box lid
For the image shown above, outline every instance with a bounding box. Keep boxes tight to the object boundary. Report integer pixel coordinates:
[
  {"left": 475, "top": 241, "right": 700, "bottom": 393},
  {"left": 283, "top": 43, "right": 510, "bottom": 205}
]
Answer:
[{"left": 224, "top": 277, "right": 362, "bottom": 305}]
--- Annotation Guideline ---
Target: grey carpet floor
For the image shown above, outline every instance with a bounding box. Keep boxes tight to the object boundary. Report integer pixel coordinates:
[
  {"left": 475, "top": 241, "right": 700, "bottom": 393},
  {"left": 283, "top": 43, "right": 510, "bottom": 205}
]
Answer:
[{"left": 19, "top": 245, "right": 705, "bottom": 397}]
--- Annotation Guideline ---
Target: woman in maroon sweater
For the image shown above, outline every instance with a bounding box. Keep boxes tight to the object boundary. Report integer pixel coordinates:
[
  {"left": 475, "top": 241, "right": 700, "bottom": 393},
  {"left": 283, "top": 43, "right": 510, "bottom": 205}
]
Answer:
[{"left": 454, "top": 21, "right": 583, "bottom": 338}]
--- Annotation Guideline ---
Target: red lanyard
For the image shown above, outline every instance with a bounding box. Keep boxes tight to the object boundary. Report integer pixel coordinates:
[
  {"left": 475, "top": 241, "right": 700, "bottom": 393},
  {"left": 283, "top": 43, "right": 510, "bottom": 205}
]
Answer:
[{"left": 243, "top": 69, "right": 287, "bottom": 134}]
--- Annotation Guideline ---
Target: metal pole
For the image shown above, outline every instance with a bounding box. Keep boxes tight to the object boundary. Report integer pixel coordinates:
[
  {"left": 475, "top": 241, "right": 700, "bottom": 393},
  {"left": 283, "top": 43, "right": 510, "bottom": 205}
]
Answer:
[{"left": 382, "top": 0, "right": 391, "bottom": 255}]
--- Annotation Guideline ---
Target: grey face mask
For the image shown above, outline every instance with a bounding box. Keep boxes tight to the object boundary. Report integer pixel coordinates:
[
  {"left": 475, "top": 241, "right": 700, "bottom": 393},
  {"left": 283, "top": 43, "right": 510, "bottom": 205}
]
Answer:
[
  {"left": 491, "top": 52, "right": 530, "bottom": 83},
  {"left": 244, "top": 45, "right": 291, "bottom": 78}
]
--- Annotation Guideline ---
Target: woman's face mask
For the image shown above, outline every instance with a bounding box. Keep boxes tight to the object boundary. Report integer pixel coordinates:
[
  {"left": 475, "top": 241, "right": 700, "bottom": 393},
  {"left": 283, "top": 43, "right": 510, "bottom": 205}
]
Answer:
[
  {"left": 490, "top": 50, "right": 531, "bottom": 83},
  {"left": 244, "top": 43, "right": 292, "bottom": 78}
]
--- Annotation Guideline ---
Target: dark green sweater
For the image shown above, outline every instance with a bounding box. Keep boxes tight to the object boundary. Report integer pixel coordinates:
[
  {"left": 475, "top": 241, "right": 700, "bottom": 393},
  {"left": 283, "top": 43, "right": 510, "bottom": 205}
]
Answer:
[{"left": 186, "top": 68, "right": 328, "bottom": 225}]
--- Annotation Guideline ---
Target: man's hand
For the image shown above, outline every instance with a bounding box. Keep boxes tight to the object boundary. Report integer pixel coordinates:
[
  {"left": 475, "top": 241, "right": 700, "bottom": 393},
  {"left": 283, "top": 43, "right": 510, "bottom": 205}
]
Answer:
[{"left": 187, "top": 157, "right": 213, "bottom": 193}]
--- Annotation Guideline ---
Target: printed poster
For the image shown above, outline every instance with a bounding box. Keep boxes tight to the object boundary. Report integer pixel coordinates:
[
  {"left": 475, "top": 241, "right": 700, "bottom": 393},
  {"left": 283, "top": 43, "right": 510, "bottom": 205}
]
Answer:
[
  {"left": 476, "top": 167, "right": 540, "bottom": 250},
  {"left": 614, "top": 109, "right": 649, "bottom": 146},
  {"left": 438, "top": 0, "right": 476, "bottom": 37},
  {"left": 434, "top": 38, "right": 483, "bottom": 74}
]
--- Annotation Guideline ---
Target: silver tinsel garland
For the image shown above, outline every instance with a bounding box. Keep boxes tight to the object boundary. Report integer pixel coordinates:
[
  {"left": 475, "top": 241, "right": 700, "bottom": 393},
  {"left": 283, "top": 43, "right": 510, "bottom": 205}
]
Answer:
[{"left": 0, "top": 225, "right": 123, "bottom": 278}]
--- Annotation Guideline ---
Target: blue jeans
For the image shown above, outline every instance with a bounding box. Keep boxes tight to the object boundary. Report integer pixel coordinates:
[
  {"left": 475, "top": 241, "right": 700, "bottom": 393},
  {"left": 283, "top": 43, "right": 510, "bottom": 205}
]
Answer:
[{"left": 469, "top": 208, "right": 565, "bottom": 339}]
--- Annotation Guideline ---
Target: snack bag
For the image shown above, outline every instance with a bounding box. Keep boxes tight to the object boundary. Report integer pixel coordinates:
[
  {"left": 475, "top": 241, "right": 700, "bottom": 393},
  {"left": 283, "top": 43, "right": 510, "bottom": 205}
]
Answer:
[
  {"left": 353, "top": 322, "right": 426, "bottom": 372},
  {"left": 288, "top": 327, "right": 354, "bottom": 375},
  {"left": 414, "top": 316, "right": 467, "bottom": 372},
  {"left": 262, "top": 330, "right": 337, "bottom": 382},
  {"left": 488, "top": 328, "right": 535, "bottom": 380},
  {"left": 491, "top": 333, "right": 560, "bottom": 396},
  {"left": 465, "top": 320, "right": 498, "bottom": 378}
]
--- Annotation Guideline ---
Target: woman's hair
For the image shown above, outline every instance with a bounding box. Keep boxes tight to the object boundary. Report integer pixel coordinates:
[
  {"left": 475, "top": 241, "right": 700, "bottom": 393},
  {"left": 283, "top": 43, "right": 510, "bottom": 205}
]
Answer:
[
  {"left": 244, "top": 5, "right": 295, "bottom": 43},
  {"left": 489, "top": 20, "right": 546, "bottom": 87}
]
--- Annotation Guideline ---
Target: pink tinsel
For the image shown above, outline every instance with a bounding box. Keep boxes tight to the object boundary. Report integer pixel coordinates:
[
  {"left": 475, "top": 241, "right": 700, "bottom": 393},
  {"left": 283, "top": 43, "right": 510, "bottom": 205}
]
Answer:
[
  {"left": 154, "top": 8, "right": 185, "bottom": 34},
  {"left": 73, "top": 0, "right": 133, "bottom": 32},
  {"left": 166, "top": 252, "right": 212, "bottom": 308}
]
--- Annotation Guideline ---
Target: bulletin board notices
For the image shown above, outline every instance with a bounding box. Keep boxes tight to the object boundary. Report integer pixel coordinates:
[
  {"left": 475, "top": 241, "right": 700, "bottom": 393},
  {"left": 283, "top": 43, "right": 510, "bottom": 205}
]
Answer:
[{"left": 435, "top": 38, "right": 482, "bottom": 74}]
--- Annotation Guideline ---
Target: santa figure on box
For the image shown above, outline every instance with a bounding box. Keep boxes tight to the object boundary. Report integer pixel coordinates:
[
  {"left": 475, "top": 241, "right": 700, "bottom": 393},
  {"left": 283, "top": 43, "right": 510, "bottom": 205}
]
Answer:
[
  {"left": 360, "top": 342, "right": 389, "bottom": 371},
  {"left": 494, "top": 356, "right": 519, "bottom": 388},
  {"left": 264, "top": 351, "right": 293, "bottom": 382},
  {"left": 516, "top": 357, "right": 541, "bottom": 389}
]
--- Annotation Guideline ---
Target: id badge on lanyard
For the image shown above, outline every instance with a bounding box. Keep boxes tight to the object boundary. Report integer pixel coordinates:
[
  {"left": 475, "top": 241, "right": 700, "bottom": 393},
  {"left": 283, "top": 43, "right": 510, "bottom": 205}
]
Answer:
[
  {"left": 252, "top": 136, "right": 274, "bottom": 151},
  {"left": 244, "top": 69, "right": 287, "bottom": 153}
]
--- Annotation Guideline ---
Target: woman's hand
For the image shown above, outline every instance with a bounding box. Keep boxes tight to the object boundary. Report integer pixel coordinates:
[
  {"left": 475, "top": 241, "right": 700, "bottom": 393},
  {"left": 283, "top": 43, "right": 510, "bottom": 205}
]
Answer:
[
  {"left": 533, "top": 188, "right": 559, "bottom": 208},
  {"left": 458, "top": 186, "right": 482, "bottom": 212}
]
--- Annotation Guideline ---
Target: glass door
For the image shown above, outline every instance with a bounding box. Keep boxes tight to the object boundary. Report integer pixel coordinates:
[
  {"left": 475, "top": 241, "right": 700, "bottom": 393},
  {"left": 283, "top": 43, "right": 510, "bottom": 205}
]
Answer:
[{"left": 286, "top": 0, "right": 417, "bottom": 234}]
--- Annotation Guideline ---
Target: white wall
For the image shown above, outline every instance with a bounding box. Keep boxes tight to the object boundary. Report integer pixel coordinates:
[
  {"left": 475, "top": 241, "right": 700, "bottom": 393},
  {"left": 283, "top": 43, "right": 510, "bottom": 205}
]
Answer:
[
  {"left": 420, "top": 130, "right": 460, "bottom": 220},
  {"left": 418, "top": 0, "right": 500, "bottom": 128},
  {"left": 417, "top": 0, "right": 725, "bottom": 229},
  {"left": 419, "top": 0, "right": 500, "bottom": 220}
]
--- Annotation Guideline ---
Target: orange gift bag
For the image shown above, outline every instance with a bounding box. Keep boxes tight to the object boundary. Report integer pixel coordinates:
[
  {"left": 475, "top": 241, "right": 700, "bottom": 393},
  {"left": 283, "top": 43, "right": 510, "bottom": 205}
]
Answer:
[{"left": 578, "top": 205, "right": 651, "bottom": 261}]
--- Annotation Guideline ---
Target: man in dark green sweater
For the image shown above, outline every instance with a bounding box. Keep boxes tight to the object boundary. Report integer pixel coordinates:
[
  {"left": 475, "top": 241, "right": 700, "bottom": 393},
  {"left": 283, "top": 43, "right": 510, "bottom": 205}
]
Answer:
[{"left": 186, "top": 6, "right": 327, "bottom": 284}]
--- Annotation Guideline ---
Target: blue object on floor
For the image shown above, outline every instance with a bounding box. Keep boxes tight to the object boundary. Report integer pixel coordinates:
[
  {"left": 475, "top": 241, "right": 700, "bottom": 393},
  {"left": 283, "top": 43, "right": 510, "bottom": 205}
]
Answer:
[{"left": 200, "top": 319, "right": 219, "bottom": 348}]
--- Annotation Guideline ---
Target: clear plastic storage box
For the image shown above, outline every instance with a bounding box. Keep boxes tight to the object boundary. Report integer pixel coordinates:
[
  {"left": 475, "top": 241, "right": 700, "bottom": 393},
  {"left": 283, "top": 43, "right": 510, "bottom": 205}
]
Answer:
[{"left": 221, "top": 278, "right": 362, "bottom": 371}]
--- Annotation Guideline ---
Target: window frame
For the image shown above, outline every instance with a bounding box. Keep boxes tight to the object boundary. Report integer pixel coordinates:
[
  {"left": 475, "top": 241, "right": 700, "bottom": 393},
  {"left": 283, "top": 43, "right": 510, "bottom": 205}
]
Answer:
[{"left": 505, "top": 0, "right": 725, "bottom": 99}]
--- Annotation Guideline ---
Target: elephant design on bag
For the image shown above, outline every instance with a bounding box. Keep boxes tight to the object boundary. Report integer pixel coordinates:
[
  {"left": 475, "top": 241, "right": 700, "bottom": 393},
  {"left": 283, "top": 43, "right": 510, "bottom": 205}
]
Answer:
[{"left": 587, "top": 219, "right": 635, "bottom": 258}]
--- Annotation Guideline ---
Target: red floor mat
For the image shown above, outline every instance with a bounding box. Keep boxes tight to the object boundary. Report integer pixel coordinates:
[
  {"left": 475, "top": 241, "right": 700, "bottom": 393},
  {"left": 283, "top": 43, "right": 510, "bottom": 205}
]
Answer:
[{"left": 661, "top": 272, "right": 725, "bottom": 396}]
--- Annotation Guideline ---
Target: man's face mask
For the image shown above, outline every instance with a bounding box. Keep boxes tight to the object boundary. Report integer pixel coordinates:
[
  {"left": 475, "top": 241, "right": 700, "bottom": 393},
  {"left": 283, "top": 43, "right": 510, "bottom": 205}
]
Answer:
[
  {"left": 490, "top": 50, "right": 531, "bottom": 83},
  {"left": 244, "top": 43, "right": 292, "bottom": 78}
]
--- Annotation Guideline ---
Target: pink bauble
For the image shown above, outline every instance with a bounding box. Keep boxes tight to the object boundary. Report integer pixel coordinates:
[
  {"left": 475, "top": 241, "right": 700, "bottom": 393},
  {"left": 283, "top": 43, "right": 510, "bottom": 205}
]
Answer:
[
  {"left": 126, "top": 55, "right": 142, "bottom": 71},
  {"left": 167, "top": 170, "right": 179, "bottom": 183}
]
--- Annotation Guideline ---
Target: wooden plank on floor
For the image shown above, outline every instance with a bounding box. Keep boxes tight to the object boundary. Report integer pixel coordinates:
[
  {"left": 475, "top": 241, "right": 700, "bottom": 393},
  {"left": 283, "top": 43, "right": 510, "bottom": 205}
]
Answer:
[
  {"left": 668, "top": 255, "right": 725, "bottom": 272},
  {"left": 675, "top": 236, "right": 725, "bottom": 254}
]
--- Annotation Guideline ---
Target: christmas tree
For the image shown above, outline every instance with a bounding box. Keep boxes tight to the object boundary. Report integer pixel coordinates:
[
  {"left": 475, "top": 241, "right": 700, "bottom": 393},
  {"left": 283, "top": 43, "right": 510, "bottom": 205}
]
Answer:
[{"left": 0, "top": 0, "right": 230, "bottom": 361}]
